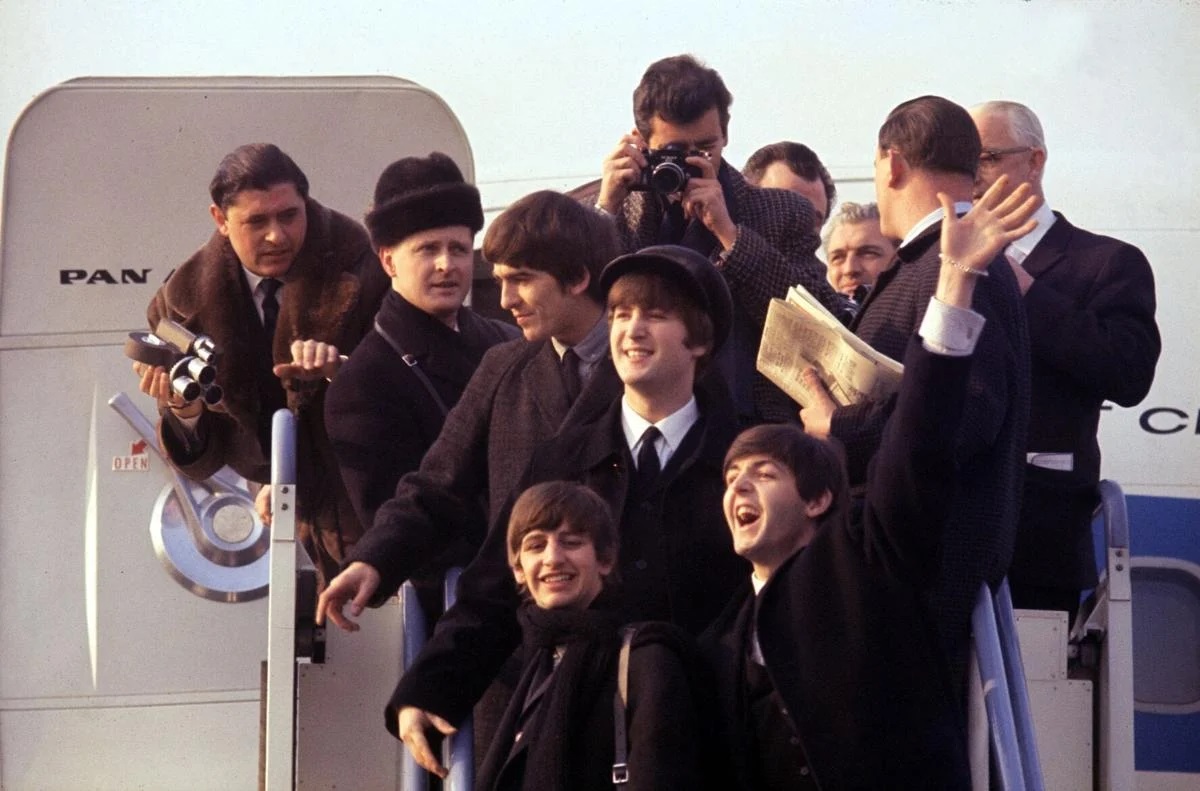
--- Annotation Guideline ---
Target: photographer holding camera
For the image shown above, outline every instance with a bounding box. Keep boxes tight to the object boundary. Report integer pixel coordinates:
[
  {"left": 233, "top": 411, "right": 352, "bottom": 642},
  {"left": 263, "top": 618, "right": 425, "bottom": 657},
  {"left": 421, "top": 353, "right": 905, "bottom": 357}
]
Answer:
[{"left": 595, "top": 54, "right": 854, "bottom": 427}]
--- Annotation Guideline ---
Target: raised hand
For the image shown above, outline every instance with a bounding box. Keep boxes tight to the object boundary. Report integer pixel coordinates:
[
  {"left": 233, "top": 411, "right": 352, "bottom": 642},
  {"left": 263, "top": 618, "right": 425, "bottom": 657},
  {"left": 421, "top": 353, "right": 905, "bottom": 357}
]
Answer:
[
  {"left": 939, "top": 175, "right": 1040, "bottom": 274},
  {"left": 936, "top": 176, "right": 1040, "bottom": 307},
  {"left": 597, "top": 129, "right": 648, "bottom": 214}
]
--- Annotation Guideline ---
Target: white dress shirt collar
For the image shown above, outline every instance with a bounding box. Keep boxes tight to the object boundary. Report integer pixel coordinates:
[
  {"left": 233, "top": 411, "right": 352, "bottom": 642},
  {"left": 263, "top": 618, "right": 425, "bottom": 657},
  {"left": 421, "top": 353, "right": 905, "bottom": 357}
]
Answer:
[
  {"left": 620, "top": 395, "right": 700, "bottom": 469},
  {"left": 900, "top": 201, "right": 974, "bottom": 250},
  {"left": 1006, "top": 200, "right": 1057, "bottom": 265}
]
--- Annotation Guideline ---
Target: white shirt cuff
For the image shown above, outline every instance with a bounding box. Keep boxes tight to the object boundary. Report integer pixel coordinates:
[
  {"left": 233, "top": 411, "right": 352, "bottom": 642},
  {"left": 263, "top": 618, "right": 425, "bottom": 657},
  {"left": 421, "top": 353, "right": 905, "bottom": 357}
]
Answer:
[{"left": 919, "top": 298, "right": 986, "bottom": 357}]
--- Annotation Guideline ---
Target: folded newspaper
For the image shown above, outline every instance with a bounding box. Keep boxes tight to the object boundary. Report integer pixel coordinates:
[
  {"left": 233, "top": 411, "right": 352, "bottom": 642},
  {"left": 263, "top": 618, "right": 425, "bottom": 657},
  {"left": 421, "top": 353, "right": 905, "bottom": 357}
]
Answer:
[{"left": 756, "top": 285, "right": 903, "bottom": 407}]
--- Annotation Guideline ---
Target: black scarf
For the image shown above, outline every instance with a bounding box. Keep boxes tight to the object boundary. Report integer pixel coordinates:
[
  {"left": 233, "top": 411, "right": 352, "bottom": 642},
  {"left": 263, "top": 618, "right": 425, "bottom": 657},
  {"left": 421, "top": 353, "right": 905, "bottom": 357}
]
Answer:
[{"left": 477, "top": 593, "right": 623, "bottom": 791}]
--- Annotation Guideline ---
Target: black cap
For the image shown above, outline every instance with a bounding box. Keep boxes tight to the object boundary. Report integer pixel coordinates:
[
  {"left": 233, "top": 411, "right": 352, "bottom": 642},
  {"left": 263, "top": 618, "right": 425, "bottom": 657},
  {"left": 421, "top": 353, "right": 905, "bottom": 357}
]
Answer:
[
  {"left": 365, "top": 152, "right": 483, "bottom": 250},
  {"left": 599, "top": 244, "right": 733, "bottom": 352}
]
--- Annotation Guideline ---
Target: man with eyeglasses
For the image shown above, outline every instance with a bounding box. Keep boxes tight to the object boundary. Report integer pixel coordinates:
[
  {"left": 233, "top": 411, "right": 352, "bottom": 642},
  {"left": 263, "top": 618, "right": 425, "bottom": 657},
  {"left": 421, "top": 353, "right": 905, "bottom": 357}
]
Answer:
[
  {"left": 594, "top": 54, "right": 855, "bottom": 427},
  {"left": 970, "top": 101, "right": 1161, "bottom": 621}
]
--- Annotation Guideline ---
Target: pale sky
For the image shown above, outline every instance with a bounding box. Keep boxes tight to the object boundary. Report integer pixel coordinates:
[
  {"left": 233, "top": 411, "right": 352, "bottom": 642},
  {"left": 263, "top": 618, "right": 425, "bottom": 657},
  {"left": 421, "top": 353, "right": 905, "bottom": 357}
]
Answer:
[{"left": 2, "top": 0, "right": 1198, "bottom": 223}]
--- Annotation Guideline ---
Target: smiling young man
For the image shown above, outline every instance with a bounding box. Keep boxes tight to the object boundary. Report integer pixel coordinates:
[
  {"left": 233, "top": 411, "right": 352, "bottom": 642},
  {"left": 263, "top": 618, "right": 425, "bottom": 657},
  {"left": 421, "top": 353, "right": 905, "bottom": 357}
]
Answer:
[
  {"left": 466, "top": 480, "right": 705, "bottom": 791},
  {"left": 318, "top": 190, "right": 622, "bottom": 629},
  {"left": 387, "top": 245, "right": 747, "bottom": 779},
  {"left": 703, "top": 182, "right": 1039, "bottom": 789},
  {"left": 133, "top": 143, "right": 389, "bottom": 582},
  {"left": 322, "top": 153, "right": 517, "bottom": 618},
  {"left": 594, "top": 54, "right": 854, "bottom": 426}
]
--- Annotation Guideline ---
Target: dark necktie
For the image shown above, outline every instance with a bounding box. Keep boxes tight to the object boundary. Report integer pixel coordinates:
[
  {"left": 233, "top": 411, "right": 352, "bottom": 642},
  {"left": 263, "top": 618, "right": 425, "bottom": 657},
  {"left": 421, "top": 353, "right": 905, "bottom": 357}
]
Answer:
[
  {"left": 561, "top": 348, "right": 582, "bottom": 402},
  {"left": 656, "top": 200, "right": 687, "bottom": 244},
  {"left": 635, "top": 426, "right": 662, "bottom": 497},
  {"left": 260, "top": 277, "right": 282, "bottom": 340}
]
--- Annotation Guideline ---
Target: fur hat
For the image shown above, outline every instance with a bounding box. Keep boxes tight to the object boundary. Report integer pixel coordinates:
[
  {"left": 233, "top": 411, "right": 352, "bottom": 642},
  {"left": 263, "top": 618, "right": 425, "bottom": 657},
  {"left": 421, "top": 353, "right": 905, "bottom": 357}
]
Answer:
[
  {"left": 365, "top": 152, "right": 483, "bottom": 249},
  {"left": 599, "top": 244, "right": 733, "bottom": 353}
]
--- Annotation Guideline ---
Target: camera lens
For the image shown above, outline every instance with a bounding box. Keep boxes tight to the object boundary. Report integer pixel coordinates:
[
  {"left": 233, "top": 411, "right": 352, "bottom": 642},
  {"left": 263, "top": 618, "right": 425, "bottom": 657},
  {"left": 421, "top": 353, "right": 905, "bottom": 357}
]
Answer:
[
  {"left": 185, "top": 357, "right": 216, "bottom": 387},
  {"left": 171, "top": 376, "right": 202, "bottom": 403},
  {"left": 650, "top": 162, "right": 687, "bottom": 194},
  {"left": 201, "top": 384, "right": 224, "bottom": 406}
]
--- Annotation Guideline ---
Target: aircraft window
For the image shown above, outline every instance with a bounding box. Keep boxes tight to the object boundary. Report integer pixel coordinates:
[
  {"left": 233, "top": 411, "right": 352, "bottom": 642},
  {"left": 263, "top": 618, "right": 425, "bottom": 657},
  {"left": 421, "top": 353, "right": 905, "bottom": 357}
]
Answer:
[{"left": 1132, "top": 557, "right": 1200, "bottom": 713}]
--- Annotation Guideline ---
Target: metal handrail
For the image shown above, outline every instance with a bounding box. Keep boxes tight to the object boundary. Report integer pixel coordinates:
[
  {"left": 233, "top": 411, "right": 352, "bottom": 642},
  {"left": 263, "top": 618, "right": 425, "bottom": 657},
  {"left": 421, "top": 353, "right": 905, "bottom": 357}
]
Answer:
[
  {"left": 264, "top": 408, "right": 299, "bottom": 791},
  {"left": 398, "top": 567, "right": 474, "bottom": 791},
  {"left": 442, "top": 567, "right": 475, "bottom": 791},
  {"left": 400, "top": 582, "right": 429, "bottom": 791},
  {"left": 973, "top": 582, "right": 1026, "bottom": 791},
  {"left": 994, "top": 580, "right": 1046, "bottom": 791}
]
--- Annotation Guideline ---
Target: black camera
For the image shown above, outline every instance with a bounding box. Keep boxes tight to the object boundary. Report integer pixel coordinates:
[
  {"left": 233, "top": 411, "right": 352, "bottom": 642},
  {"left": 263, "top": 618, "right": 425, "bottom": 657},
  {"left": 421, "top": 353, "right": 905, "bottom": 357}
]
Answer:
[
  {"left": 631, "top": 144, "right": 705, "bottom": 194},
  {"left": 125, "top": 319, "right": 223, "bottom": 405}
]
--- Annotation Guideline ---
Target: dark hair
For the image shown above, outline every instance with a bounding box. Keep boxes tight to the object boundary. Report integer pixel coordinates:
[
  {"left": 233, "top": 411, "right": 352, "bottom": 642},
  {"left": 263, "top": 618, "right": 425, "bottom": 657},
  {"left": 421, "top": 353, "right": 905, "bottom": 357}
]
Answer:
[
  {"left": 209, "top": 143, "right": 309, "bottom": 209},
  {"left": 724, "top": 424, "right": 848, "bottom": 531},
  {"left": 606, "top": 270, "right": 715, "bottom": 368},
  {"left": 877, "top": 96, "right": 980, "bottom": 179},
  {"left": 507, "top": 481, "right": 619, "bottom": 570},
  {"left": 633, "top": 54, "right": 733, "bottom": 141},
  {"left": 742, "top": 141, "right": 836, "bottom": 218},
  {"left": 482, "top": 190, "right": 619, "bottom": 302}
]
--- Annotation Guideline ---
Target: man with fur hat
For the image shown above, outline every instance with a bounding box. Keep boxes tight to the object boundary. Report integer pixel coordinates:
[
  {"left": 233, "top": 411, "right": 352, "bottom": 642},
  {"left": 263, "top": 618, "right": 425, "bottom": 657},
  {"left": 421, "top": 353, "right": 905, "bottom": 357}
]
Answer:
[
  {"left": 133, "top": 143, "right": 389, "bottom": 584},
  {"left": 324, "top": 152, "right": 517, "bottom": 619},
  {"left": 389, "top": 245, "right": 747, "bottom": 779}
]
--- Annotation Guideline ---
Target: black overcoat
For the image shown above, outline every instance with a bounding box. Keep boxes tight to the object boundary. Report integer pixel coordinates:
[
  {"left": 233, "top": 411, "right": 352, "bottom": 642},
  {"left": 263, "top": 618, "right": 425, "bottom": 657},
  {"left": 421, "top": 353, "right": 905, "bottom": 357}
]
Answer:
[
  {"left": 831, "top": 222, "right": 1030, "bottom": 664},
  {"left": 386, "top": 376, "right": 747, "bottom": 730},
  {"left": 347, "top": 335, "right": 622, "bottom": 601},
  {"left": 1011, "top": 213, "right": 1160, "bottom": 591},
  {"left": 324, "top": 290, "right": 517, "bottom": 530},
  {"left": 703, "top": 339, "right": 973, "bottom": 789}
]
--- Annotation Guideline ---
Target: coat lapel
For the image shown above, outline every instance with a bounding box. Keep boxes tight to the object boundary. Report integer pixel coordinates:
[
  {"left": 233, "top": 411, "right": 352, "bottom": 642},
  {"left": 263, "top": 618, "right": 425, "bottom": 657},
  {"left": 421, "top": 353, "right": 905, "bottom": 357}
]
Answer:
[
  {"left": 1019, "top": 212, "right": 1072, "bottom": 279},
  {"left": 528, "top": 342, "right": 570, "bottom": 428}
]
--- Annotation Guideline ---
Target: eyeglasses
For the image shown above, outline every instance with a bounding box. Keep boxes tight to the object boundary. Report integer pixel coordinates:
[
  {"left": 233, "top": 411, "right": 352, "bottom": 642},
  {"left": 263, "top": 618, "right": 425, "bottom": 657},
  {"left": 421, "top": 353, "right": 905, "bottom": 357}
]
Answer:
[{"left": 978, "top": 146, "right": 1033, "bottom": 167}]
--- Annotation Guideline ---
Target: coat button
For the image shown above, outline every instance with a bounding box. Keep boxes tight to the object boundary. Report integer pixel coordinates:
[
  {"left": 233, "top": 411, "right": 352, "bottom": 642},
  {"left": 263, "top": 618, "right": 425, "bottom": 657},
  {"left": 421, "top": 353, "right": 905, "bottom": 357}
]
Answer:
[
  {"left": 634, "top": 559, "right": 648, "bottom": 570},
  {"left": 799, "top": 766, "right": 810, "bottom": 776},
  {"left": 790, "top": 736, "right": 801, "bottom": 746}
]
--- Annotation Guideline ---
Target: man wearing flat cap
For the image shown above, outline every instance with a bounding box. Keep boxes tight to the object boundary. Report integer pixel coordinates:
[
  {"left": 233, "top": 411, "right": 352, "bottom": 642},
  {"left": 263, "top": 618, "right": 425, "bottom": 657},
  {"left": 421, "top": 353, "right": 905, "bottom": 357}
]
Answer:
[
  {"left": 133, "top": 143, "right": 388, "bottom": 584},
  {"left": 389, "top": 244, "right": 747, "bottom": 779},
  {"left": 324, "top": 153, "right": 518, "bottom": 619}
]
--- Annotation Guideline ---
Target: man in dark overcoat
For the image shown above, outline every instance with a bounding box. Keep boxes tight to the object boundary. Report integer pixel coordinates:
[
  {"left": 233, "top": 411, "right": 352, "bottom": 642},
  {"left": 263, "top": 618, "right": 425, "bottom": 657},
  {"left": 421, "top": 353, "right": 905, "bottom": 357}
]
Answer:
[
  {"left": 594, "top": 54, "right": 854, "bottom": 425},
  {"left": 970, "top": 101, "right": 1161, "bottom": 617},
  {"left": 389, "top": 245, "right": 747, "bottom": 779},
  {"left": 800, "top": 96, "right": 1031, "bottom": 676},
  {"left": 324, "top": 153, "right": 517, "bottom": 616},
  {"left": 704, "top": 185, "right": 1038, "bottom": 788},
  {"left": 134, "top": 143, "right": 389, "bottom": 582},
  {"left": 317, "top": 190, "right": 624, "bottom": 623}
]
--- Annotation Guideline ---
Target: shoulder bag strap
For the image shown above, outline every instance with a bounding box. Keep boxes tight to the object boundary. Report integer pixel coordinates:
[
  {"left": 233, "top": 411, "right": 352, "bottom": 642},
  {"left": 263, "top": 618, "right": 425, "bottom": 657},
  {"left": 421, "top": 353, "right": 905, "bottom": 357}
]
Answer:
[
  {"left": 611, "top": 625, "right": 637, "bottom": 786},
  {"left": 373, "top": 319, "right": 450, "bottom": 417}
]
